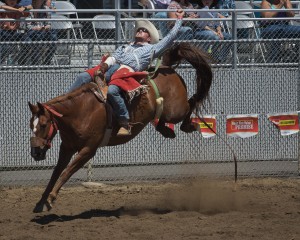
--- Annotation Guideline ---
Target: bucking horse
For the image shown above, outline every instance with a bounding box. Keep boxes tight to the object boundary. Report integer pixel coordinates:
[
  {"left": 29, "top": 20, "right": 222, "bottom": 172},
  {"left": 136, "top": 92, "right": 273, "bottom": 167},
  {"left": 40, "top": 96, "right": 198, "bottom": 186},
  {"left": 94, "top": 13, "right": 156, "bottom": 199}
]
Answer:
[{"left": 28, "top": 43, "right": 212, "bottom": 213}]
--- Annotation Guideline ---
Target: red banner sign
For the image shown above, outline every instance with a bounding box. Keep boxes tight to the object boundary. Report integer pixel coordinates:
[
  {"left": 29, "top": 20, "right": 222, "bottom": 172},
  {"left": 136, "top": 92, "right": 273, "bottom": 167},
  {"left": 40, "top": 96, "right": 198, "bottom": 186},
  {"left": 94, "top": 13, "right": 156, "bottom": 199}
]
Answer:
[
  {"left": 226, "top": 114, "right": 259, "bottom": 138},
  {"left": 191, "top": 116, "right": 216, "bottom": 138},
  {"left": 267, "top": 112, "right": 299, "bottom": 135}
]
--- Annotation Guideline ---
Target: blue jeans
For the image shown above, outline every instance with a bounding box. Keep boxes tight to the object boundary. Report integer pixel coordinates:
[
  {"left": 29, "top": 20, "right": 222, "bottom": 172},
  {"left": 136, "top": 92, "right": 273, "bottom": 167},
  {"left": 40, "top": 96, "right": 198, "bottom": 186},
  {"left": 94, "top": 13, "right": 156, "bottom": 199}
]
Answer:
[
  {"left": 178, "top": 26, "right": 194, "bottom": 40},
  {"left": 70, "top": 67, "right": 129, "bottom": 123},
  {"left": 69, "top": 72, "right": 92, "bottom": 92},
  {"left": 194, "top": 29, "right": 232, "bottom": 62},
  {"left": 107, "top": 85, "right": 129, "bottom": 124},
  {"left": 26, "top": 29, "right": 58, "bottom": 65},
  {"left": 261, "top": 24, "right": 300, "bottom": 63}
]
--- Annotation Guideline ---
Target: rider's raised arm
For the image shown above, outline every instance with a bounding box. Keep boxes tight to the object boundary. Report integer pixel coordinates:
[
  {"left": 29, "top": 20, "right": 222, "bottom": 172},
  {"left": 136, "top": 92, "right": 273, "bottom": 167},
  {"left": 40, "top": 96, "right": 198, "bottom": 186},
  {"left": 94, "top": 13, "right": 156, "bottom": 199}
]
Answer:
[{"left": 152, "top": 9, "right": 184, "bottom": 58}]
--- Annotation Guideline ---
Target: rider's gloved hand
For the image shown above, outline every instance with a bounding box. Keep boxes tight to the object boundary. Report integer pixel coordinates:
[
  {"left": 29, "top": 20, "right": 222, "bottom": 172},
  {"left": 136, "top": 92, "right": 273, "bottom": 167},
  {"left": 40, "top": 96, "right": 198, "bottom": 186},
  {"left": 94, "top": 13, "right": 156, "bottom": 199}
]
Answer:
[{"left": 100, "top": 62, "right": 108, "bottom": 74}]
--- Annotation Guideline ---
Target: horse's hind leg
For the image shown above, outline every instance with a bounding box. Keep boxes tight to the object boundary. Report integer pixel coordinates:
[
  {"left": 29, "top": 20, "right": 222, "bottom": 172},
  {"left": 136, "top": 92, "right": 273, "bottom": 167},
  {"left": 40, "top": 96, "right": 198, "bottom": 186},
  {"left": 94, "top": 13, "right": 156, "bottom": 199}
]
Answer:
[
  {"left": 46, "top": 146, "right": 97, "bottom": 207},
  {"left": 156, "top": 119, "right": 176, "bottom": 138},
  {"left": 33, "top": 144, "right": 75, "bottom": 213},
  {"left": 180, "top": 97, "right": 197, "bottom": 133}
]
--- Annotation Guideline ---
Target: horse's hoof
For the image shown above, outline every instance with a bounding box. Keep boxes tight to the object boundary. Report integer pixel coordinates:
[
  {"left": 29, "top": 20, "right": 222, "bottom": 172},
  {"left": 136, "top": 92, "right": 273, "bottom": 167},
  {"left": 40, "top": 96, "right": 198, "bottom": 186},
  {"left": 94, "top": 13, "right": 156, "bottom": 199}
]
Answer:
[
  {"left": 156, "top": 126, "right": 176, "bottom": 139},
  {"left": 33, "top": 201, "right": 53, "bottom": 213},
  {"left": 180, "top": 123, "right": 196, "bottom": 133}
]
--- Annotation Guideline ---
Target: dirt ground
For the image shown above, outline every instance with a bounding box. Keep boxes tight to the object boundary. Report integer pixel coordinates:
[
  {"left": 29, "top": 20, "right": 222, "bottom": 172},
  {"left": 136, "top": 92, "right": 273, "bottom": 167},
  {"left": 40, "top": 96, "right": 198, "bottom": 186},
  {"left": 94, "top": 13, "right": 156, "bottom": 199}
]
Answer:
[{"left": 0, "top": 177, "right": 299, "bottom": 240}]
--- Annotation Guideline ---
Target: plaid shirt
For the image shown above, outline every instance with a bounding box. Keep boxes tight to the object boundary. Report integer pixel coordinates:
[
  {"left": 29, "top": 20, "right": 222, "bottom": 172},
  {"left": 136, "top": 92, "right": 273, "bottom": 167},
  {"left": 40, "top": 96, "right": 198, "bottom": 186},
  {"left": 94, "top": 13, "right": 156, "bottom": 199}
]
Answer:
[{"left": 112, "top": 19, "right": 182, "bottom": 71}]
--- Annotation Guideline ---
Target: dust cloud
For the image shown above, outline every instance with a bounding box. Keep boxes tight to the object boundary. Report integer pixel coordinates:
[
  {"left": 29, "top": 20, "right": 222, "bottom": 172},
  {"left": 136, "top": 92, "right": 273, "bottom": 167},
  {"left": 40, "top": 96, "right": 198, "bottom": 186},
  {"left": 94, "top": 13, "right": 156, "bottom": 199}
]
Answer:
[{"left": 161, "top": 179, "right": 245, "bottom": 214}]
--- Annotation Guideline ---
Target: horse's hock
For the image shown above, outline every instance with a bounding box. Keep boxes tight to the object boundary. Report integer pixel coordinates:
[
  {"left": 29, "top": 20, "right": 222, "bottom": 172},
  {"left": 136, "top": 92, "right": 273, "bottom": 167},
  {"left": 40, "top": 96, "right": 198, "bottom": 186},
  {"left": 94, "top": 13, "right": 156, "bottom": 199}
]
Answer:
[{"left": 0, "top": 67, "right": 299, "bottom": 186}]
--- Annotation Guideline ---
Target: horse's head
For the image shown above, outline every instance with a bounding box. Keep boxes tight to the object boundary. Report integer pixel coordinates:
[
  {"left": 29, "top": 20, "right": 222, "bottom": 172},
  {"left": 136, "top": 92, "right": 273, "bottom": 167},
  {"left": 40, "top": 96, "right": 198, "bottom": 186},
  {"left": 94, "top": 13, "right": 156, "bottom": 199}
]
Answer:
[{"left": 28, "top": 102, "right": 60, "bottom": 161}]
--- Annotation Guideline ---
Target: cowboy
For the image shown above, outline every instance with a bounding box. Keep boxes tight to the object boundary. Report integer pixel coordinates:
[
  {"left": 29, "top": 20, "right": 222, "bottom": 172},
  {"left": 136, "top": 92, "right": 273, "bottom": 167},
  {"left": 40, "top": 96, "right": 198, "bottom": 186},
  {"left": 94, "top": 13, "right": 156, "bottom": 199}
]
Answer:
[{"left": 70, "top": 9, "right": 185, "bottom": 136}]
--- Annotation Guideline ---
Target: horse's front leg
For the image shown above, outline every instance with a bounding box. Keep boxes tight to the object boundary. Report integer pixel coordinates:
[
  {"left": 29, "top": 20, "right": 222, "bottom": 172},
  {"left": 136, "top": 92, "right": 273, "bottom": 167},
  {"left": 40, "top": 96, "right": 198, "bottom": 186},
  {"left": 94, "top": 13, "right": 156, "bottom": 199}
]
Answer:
[
  {"left": 46, "top": 146, "right": 97, "bottom": 207},
  {"left": 180, "top": 96, "right": 197, "bottom": 133},
  {"left": 33, "top": 144, "right": 75, "bottom": 213}
]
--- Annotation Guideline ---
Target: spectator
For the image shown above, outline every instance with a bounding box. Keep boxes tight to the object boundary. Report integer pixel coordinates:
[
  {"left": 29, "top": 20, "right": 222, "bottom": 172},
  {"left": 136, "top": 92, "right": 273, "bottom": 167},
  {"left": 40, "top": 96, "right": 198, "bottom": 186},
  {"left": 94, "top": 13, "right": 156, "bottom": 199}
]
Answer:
[
  {"left": 194, "top": 0, "right": 231, "bottom": 63},
  {"left": 154, "top": 0, "right": 171, "bottom": 9},
  {"left": 261, "top": 0, "right": 300, "bottom": 62},
  {"left": 140, "top": 0, "right": 171, "bottom": 9},
  {"left": 0, "top": 0, "right": 31, "bottom": 65},
  {"left": 25, "top": 0, "right": 57, "bottom": 65},
  {"left": 167, "top": 0, "right": 197, "bottom": 39},
  {"left": 217, "top": 0, "right": 235, "bottom": 17}
]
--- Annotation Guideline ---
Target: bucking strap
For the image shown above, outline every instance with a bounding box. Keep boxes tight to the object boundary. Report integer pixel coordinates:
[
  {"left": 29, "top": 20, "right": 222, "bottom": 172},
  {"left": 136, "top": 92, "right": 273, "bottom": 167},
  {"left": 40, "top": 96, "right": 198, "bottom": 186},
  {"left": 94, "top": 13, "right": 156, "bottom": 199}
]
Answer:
[{"left": 147, "top": 78, "right": 163, "bottom": 120}]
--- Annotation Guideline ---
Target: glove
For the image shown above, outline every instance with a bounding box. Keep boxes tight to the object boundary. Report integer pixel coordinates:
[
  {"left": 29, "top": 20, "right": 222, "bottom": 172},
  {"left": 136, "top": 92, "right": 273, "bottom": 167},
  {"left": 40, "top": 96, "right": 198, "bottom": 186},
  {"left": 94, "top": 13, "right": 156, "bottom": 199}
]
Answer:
[{"left": 100, "top": 62, "right": 108, "bottom": 74}]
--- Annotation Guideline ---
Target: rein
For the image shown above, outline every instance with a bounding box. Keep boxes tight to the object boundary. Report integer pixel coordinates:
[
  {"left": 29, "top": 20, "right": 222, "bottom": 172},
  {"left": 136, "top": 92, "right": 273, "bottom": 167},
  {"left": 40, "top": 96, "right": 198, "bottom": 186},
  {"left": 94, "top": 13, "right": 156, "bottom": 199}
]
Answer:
[
  {"left": 194, "top": 111, "right": 238, "bottom": 182},
  {"left": 42, "top": 104, "right": 63, "bottom": 118},
  {"left": 43, "top": 104, "right": 63, "bottom": 148}
]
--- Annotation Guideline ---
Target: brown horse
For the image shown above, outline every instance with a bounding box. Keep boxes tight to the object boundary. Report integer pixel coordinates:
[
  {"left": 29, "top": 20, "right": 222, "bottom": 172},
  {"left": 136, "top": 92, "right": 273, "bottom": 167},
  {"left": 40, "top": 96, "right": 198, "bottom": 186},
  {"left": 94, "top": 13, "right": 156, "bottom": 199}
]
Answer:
[{"left": 28, "top": 43, "right": 212, "bottom": 213}]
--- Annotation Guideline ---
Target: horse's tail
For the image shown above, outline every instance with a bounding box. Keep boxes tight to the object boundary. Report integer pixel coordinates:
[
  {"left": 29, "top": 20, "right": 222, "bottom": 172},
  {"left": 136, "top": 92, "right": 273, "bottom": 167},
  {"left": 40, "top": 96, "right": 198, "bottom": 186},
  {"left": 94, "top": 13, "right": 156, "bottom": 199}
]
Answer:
[{"left": 162, "top": 43, "right": 212, "bottom": 112}]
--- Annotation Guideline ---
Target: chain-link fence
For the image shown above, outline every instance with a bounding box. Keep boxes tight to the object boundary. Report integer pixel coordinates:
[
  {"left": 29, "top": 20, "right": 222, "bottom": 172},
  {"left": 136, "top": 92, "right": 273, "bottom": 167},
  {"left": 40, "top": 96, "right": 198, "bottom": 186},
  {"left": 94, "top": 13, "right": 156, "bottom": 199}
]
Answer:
[{"left": 0, "top": 7, "right": 300, "bottom": 185}]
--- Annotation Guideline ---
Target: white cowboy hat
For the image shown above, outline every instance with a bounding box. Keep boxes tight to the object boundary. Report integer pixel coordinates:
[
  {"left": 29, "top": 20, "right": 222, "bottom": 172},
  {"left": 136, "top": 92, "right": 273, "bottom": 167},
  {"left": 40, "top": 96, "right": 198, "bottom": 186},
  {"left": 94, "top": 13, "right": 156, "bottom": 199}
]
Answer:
[{"left": 135, "top": 20, "right": 159, "bottom": 44}]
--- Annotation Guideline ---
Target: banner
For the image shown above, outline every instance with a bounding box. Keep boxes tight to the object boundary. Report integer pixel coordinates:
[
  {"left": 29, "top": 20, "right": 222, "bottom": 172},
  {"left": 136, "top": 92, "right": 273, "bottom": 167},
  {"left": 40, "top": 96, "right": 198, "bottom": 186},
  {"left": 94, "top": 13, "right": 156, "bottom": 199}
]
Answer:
[
  {"left": 191, "top": 115, "right": 216, "bottom": 138},
  {"left": 267, "top": 112, "right": 299, "bottom": 136},
  {"left": 226, "top": 114, "right": 259, "bottom": 138}
]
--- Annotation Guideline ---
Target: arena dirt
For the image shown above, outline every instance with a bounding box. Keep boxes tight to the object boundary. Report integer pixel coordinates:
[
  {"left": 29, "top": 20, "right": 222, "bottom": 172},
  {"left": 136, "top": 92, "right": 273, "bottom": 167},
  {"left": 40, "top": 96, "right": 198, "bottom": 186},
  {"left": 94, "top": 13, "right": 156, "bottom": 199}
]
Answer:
[{"left": 0, "top": 177, "right": 299, "bottom": 240}]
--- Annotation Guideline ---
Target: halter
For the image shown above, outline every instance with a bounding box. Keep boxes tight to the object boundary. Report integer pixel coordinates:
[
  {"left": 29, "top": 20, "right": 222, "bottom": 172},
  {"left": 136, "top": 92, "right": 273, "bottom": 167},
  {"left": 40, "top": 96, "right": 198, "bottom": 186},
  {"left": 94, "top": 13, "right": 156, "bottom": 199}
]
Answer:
[{"left": 30, "top": 104, "right": 63, "bottom": 149}]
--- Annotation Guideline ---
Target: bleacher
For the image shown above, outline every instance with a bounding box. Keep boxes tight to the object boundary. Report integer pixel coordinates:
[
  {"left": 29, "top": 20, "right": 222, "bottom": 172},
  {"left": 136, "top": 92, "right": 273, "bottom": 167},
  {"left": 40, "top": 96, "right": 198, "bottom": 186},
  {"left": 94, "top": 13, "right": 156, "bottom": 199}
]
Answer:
[{"left": 0, "top": 0, "right": 299, "bottom": 69}]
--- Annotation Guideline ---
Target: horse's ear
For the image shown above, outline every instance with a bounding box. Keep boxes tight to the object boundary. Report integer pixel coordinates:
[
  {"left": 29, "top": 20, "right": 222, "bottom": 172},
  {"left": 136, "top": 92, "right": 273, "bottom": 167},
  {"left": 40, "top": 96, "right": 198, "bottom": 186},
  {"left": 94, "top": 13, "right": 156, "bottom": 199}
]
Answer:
[
  {"left": 28, "top": 102, "right": 39, "bottom": 114},
  {"left": 37, "top": 102, "right": 45, "bottom": 115}
]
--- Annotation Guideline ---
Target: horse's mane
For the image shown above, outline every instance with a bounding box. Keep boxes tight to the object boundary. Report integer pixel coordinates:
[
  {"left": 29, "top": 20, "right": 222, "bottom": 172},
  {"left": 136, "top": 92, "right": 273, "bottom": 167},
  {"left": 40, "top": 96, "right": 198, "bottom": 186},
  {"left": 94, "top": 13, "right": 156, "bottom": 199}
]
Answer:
[{"left": 47, "top": 82, "right": 96, "bottom": 106}]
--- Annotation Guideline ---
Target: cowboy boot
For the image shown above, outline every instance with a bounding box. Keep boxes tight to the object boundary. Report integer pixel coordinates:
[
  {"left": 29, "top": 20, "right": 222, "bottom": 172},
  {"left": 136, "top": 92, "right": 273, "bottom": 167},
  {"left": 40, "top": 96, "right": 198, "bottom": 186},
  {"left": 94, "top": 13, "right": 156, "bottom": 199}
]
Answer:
[{"left": 117, "top": 121, "right": 131, "bottom": 136}]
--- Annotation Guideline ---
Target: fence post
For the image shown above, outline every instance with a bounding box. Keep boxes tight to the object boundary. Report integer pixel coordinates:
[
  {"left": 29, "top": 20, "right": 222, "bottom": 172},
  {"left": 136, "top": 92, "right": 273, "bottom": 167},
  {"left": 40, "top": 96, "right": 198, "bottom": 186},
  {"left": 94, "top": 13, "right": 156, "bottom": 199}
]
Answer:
[
  {"left": 86, "top": 42, "right": 94, "bottom": 182},
  {"left": 87, "top": 42, "right": 94, "bottom": 69},
  {"left": 87, "top": 160, "right": 93, "bottom": 182},
  {"left": 115, "top": 0, "right": 121, "bottom": 43},
  {"left": 298, "top": 41, "right": 300, "bottom": 176},
  {"left": 231, "top": 11, "right": 237, "bottom": 69}
]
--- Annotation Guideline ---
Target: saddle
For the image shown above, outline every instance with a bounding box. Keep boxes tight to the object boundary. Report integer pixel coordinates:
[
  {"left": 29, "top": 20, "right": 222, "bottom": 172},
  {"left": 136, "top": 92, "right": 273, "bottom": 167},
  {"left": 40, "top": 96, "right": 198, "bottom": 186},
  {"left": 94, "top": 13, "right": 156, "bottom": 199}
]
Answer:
[
  {"left": 92, "top": 66, "right": 174, "bottom": 139},
  {"left": 92, "top": 67, "right": 149, "bottom": 103}
]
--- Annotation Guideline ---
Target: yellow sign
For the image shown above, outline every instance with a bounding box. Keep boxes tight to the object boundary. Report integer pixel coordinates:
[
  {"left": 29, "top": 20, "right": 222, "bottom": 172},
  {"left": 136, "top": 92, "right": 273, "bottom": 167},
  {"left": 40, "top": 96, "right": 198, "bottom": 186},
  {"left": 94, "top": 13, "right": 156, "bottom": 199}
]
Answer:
[
  {"left": 279, "top": 120, "right": 296, "bottom": 126},
  {"left": 199, "top": 122, "right": 213, "bottom": 129}
]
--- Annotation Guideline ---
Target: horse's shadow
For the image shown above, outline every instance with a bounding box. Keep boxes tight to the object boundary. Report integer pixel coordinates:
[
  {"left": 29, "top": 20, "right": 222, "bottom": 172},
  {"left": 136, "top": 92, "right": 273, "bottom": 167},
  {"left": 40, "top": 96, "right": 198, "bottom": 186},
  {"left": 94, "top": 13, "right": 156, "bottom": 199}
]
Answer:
[{"left": 31, "top": 207, "right": 171, "bottom": 225}]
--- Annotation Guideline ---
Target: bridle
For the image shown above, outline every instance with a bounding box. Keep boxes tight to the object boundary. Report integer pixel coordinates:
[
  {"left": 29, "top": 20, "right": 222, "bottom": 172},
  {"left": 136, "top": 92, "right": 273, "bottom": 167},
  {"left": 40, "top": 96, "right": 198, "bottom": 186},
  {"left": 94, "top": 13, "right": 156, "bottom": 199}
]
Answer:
[{"left": 30, "top": 104, "right": 63, "bottom": 149}]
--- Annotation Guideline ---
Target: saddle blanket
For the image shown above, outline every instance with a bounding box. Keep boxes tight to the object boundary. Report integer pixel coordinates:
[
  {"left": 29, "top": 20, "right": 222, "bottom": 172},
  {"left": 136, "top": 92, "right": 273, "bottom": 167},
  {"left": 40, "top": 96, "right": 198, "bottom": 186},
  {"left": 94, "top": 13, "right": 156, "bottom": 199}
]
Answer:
[{"left": 109, "top": 68, "right": 149, "bottom": 102}]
